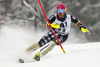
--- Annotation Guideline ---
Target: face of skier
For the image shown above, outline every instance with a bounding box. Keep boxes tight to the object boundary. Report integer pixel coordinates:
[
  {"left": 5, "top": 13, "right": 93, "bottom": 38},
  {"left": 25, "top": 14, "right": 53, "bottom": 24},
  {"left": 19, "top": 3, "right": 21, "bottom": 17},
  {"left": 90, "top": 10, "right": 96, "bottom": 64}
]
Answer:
[
  {"left": 57, "top": 9, "right": 65, "bottom": 18},
  {"left": 57, "top": 12, "right": 65, "bottom": 18}
]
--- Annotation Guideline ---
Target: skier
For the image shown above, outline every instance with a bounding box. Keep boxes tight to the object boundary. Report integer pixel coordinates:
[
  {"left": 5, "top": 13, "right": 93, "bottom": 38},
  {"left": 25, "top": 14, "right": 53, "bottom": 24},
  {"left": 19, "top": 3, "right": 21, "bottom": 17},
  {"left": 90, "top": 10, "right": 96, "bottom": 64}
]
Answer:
[{"left": 25, "top": 3, "right": 89, "bottom": 61}]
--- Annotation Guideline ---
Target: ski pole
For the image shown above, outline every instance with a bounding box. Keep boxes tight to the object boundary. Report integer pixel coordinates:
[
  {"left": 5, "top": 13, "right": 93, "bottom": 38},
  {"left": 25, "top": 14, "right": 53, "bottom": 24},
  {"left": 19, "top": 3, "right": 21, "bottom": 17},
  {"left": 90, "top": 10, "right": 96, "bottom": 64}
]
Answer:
[
  {"left": 88, "top": 31, "right": 96, "bottom": 36},
  {"left": 38, "top": 0, "right": 66, "bottom": 53}
]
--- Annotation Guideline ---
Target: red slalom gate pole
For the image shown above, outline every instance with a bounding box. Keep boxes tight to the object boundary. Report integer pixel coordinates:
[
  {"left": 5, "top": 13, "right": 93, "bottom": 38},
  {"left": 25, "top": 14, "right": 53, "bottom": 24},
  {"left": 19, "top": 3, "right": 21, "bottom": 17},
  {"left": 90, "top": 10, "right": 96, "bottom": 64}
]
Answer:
[{"left": 38, "top": 0, "right": 65, "bottom": 53}]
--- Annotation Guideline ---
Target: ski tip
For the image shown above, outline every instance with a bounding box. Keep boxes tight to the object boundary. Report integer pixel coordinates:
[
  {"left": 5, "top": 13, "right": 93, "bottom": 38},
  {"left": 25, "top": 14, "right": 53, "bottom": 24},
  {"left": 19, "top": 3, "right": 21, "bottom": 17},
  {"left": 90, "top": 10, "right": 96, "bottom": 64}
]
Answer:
[{"left": 19, "top": 59, "right": 24, "bottom": 63}]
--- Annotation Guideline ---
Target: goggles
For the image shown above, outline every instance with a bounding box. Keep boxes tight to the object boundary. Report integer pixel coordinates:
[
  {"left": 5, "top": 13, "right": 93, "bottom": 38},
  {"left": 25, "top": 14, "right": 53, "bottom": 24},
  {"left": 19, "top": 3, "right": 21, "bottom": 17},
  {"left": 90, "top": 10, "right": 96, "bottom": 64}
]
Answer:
[{"left": 57, "top": 9, "right": 65, "bottom": 13}]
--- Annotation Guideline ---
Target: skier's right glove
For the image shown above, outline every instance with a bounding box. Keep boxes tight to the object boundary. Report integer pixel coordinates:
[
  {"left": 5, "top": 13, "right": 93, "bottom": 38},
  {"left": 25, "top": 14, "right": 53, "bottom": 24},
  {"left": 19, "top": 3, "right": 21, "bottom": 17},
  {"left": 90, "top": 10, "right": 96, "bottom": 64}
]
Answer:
[
  {"left": 45, "top": 23, "right": 60, "bottom": 29},
  {"left": 79, "top": 26, "right": 89, "bottom": 33}
]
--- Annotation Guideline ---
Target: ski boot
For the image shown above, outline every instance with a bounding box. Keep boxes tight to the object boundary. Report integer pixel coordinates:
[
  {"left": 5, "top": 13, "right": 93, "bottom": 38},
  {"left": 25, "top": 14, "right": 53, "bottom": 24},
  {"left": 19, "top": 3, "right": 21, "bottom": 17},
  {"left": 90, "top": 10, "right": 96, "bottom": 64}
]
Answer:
[
  {"left": 25, "top": 43, "right": 40, "bottom": 54},
  {"left": 33, "top": 51, "right": 40, "bottom": 61}
]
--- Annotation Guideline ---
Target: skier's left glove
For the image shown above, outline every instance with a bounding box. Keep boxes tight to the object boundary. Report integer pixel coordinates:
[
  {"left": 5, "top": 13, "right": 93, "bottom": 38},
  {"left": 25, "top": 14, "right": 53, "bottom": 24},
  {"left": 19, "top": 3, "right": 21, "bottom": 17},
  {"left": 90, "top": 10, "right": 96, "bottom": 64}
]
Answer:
[
  {"left": 79, "top": 26, "right": 89, "bottom": 33},
  {"left": 45, "top": 24, "right": 50, "bottom": 28}
]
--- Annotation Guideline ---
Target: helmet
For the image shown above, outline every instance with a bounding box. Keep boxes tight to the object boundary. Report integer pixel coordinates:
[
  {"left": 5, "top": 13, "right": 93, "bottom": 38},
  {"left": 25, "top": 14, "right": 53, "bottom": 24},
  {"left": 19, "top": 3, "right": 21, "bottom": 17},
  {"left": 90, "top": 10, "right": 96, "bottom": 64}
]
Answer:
[{"left": 56, "top": 3, "right": 67, "bottom": 13}]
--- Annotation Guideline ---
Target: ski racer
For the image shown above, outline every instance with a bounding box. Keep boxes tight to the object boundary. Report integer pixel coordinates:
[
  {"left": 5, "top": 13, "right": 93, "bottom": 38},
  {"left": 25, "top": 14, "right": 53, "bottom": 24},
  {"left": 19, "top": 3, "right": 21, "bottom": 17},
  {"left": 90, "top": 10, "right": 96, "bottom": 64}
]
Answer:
[{"left": 25, "top": 3, "right": 89, "bottom": 61}]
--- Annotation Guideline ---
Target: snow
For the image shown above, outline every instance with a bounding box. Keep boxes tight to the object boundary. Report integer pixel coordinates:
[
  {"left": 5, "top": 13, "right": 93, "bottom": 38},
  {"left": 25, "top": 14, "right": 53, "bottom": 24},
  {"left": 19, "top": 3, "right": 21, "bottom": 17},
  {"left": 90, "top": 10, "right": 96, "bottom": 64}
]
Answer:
[{"left": 0, "top": 26, "right": 100, "bottom": 67}]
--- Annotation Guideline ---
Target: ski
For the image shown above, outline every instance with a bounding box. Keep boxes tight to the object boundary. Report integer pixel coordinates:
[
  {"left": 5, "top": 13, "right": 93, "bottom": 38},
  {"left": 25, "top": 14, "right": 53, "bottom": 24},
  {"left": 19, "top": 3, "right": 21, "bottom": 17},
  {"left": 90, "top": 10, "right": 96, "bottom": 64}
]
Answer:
[{"left": 18, "top": 56, "right": 40, "bottom": 63}]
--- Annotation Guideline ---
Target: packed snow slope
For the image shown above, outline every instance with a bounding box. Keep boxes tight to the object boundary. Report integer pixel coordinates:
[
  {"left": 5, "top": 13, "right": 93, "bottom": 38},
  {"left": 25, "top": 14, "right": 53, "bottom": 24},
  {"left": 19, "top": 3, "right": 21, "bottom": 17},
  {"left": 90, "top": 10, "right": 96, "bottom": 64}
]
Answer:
[{"left": 0, "top": 26, "right": 100, "bottom": 67}]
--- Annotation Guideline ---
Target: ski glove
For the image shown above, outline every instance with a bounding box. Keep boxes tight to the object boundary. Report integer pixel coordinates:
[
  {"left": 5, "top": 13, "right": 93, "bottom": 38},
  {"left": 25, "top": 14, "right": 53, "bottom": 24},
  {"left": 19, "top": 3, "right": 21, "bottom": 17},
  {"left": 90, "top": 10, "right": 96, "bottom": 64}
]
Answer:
[
  {"left": 79, "top": 26, "right": 89, "bottom": 33},
  {"left": 45, "top": 24, "right": 50, "bottom": 28},
  {"left": 45, "top": 23, "right": 60, "bottom": 29}
]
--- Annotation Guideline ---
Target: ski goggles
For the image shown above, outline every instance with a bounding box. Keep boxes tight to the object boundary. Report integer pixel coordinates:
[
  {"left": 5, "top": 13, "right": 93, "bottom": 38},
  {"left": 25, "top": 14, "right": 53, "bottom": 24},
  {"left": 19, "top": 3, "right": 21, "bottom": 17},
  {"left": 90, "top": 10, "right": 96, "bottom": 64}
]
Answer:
[{"left": 57, "top": 9, "right": 65, "bottom": 13}]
